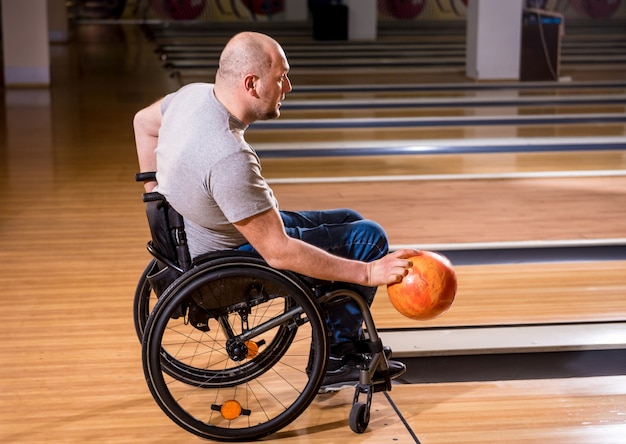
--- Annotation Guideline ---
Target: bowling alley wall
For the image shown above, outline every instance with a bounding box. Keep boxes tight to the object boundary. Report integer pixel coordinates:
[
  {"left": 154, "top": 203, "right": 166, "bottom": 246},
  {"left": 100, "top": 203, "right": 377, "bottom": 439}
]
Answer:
[{"left": 72, "top": 0, "right": 626, "bottom": 22}]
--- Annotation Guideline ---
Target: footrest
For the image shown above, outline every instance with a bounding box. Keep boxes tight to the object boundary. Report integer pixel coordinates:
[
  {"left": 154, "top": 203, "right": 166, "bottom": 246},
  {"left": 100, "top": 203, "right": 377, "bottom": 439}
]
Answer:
[{"left": 371, "top": 379, "right": 391, "bottom": 393}]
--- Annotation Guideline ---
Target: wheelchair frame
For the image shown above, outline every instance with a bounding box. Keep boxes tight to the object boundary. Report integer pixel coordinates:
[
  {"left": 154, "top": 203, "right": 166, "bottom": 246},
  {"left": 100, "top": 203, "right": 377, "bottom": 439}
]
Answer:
[{"left": 133, "top": 173, "right": 393, "bottom": 441}]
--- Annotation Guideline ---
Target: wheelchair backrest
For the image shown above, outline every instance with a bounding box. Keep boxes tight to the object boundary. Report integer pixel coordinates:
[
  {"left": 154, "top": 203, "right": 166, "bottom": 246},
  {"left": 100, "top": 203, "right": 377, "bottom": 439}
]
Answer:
[{"left": 137, "top": 172, "right": 192, "bottom": 273}]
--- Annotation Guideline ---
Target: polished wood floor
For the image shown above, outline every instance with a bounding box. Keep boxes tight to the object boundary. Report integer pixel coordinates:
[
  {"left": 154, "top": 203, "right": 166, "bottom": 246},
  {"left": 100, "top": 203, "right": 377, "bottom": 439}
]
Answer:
[{"left": 1, "top": 21, "right": 625, "bottom": 443}]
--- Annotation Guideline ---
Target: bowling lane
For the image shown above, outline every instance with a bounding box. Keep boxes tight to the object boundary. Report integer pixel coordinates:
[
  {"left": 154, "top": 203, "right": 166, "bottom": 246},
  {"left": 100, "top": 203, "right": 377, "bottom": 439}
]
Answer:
[
  {"left": 389, "top": 376, "right": 626, "bottom": 444},
  {"left": 277, "top": 103, "right": 626, "bottom": 120},
  {"left": 244, "top": 122, "right": 626, "bottom": 144},
  {"left": 371, "top": 261, "right": 626, "bottom": 330},
  {"left": 259, "top": 150, "right": 626, "bottom": 180},
  {"left": 270, "top": 176, "right": 626, "bottom": 245}
]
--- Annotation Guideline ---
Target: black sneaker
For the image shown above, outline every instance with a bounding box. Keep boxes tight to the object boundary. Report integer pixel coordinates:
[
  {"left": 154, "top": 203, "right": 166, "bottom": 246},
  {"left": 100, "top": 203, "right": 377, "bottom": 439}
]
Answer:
[
  {"left": 324, "top": 346, "right": 392, "bottom": 374},
  {"left": 319, "top": 352, "right": 406, "bottom": 393}
]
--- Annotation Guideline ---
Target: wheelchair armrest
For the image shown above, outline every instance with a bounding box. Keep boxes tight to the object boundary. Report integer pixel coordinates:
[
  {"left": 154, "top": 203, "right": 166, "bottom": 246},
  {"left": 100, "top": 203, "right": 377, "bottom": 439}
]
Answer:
[{"left": 136, "top": 171, "right": 157, "bottom": 183}]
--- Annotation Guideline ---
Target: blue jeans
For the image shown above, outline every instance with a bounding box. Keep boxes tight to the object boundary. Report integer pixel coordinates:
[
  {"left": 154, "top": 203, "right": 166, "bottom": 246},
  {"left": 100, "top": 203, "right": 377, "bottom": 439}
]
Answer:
[{"left": 238, "top": 208, "right": 389, "bottom": 351}]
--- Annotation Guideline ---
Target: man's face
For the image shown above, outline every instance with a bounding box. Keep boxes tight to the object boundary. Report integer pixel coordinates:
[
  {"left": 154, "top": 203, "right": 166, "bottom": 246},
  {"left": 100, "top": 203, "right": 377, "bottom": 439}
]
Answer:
[{"left": 255, "top": 51, "right": 292, "bottom": 121}]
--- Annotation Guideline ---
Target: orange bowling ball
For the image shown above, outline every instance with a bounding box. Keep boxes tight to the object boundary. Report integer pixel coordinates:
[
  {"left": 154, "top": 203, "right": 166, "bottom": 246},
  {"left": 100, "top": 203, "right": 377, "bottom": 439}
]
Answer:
[{"left": 387, "top": 251, "right": 457, "bottom": 320}]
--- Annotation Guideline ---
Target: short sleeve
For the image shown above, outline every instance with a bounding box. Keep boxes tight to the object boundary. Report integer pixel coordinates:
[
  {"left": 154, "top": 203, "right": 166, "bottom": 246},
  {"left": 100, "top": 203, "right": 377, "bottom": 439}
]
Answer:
[{"left": 207, "top": 150, "right": 276, "bottom": 223}]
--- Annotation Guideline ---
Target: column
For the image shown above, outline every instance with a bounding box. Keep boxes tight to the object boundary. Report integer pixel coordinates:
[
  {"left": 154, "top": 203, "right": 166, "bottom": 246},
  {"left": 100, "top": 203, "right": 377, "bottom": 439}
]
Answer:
[
  {"left": 346, "top": 0, "right": 377, "bottom": 41},
  {"left": 1, "top": 0, "right": 50, "bottom": 86},
  {"left": 466, "top": 0, "right": 523, "bottom": 80},
  {"left": 285, "top": 0, "right": 308, "bottom": 21}
]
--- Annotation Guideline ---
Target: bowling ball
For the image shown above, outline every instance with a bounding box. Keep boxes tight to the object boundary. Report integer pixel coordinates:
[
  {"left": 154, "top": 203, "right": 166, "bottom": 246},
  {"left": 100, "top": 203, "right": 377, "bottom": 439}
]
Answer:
[
  {"left": 578, "top": 0, "right": 621, "bottom": 18},
  {"left": 160, "top": 0, "right": 206, "bottom": 20},
  {"left": 387, "top": 251, "right": 457, "bottom": 320},
  {"left": 383, "top": 0, "right": 426, "bottom": 20},
  {"left": 242, "top": 0, "right": 284, "bottom": 16}
]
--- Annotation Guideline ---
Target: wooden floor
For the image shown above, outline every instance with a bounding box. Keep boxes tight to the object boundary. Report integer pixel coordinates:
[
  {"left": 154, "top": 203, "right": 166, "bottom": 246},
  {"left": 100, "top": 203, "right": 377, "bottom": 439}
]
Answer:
[{"left": 1, "top": 21, "right": 625, "bottom": 443}]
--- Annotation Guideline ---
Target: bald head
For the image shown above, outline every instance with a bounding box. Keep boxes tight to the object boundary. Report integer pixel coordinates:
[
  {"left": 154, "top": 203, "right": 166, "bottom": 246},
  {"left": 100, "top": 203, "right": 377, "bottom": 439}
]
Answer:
[
  {"left": 216, "top": 32, "right": 284, "bottom": 88},
  {"left": 213, "top": 32, "right": 291, "bottom": 125}
]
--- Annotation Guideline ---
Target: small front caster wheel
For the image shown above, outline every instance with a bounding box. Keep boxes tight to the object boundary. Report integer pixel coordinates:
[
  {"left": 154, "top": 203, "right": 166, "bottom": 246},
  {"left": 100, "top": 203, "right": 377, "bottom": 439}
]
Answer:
[{"left": 349, "top": 402, "right": 370, "bottom": 433}]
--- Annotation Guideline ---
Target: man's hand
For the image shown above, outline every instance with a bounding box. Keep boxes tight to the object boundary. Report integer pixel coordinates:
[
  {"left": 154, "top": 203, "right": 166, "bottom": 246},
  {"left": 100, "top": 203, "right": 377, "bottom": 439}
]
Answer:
[{"left": 366, "top": 249, "right": 420, "bottom": 287}]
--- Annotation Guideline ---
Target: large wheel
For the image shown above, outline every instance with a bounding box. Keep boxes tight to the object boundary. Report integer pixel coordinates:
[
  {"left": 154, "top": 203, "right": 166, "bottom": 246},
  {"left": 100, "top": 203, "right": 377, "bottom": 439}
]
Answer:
[
  {"left": 133, "top": 259, "right": 157, "bottom": 341},
  {"left": 142, "top": 254, "right": 328, "bottom": 441},
  {"left": 133, "top": 259, "right": 186, "bottom": 342}
]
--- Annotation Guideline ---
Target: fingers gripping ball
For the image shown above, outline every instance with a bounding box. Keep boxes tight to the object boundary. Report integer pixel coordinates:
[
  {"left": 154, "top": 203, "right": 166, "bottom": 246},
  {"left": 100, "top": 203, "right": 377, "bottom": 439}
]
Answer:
[{"left": 387, "top": 251, "right": 457, "bottom": 320}]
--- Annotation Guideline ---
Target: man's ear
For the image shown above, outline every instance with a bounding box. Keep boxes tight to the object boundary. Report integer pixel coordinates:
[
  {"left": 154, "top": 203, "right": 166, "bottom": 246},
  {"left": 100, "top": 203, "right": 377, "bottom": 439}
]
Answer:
[{"left": 244, "top": 74, "right": 258, "bottom": 96}]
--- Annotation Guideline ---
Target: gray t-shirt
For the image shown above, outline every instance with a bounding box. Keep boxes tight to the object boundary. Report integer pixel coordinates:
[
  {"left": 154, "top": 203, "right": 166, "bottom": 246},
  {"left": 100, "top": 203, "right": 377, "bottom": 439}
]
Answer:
[{"left": 155, "top": 83, "right": 277, "bottom": 257}]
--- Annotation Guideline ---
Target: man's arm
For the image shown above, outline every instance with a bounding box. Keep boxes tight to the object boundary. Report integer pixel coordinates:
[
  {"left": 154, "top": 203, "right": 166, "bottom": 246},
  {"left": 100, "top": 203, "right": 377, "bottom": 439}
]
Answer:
[
  {"left": 234, "top": 207, "right": 416, "bottom": 287},
  {"left": 133, "top": 99, "right": 164, "bottom": 192}
]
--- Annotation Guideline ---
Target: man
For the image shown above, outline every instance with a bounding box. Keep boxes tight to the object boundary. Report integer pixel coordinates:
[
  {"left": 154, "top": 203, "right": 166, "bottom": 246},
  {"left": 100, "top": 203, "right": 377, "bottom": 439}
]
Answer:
[{"left": 134, "top": 31, "right": 416, "bottom": 390}]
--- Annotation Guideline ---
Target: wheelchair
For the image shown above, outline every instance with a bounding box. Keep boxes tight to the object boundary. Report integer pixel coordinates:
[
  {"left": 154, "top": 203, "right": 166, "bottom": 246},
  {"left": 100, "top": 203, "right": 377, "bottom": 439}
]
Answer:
[{"left": 133, "top": 173, "right": 394, "bottom": 441}]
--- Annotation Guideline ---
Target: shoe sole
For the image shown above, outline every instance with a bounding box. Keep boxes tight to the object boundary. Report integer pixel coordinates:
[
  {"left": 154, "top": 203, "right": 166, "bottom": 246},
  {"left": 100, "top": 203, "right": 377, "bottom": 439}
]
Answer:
[
  {"left": 318, "top": 365, "right": 407, "bottom": 394},
  {"left": 318, "top": 383, "right": 354, "bottom": 394}
]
